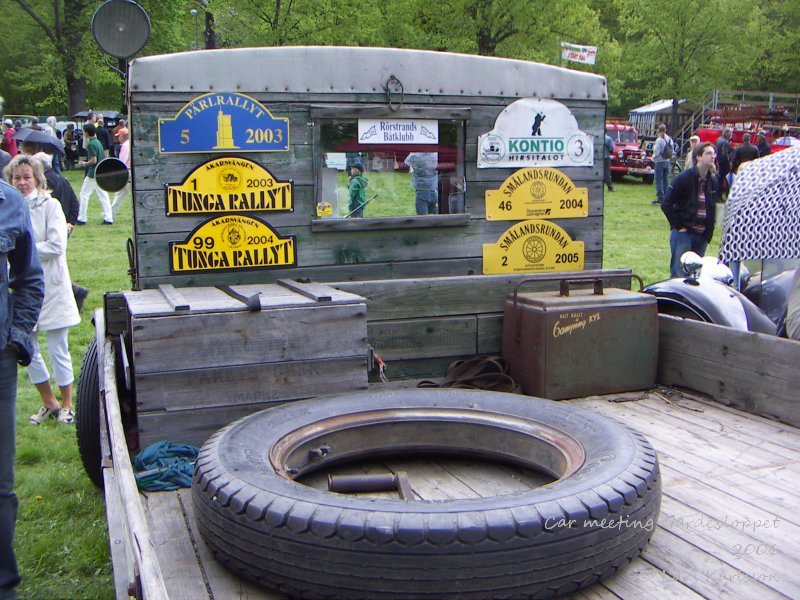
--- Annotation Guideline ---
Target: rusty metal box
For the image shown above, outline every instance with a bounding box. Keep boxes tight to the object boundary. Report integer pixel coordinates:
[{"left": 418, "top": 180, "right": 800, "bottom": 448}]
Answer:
[{"left": 502, "top": 280, "right": 657, "bottom": 399}]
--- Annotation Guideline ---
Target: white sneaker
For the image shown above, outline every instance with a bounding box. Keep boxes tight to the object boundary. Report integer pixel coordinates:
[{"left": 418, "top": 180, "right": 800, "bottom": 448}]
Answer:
[
  {"left": 30, "top": 406, "right": 60, "bottom": 425},
  {"left": 58, "top": 408, "right": 75, "bottom": 425}
]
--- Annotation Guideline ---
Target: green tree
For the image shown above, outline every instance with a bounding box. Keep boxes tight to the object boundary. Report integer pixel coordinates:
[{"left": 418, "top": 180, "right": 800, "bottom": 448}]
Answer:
[
  {"left": 5, "top": 0, "right": 91, "bottom": 115},
  {"left": 614, "top": 0, "right": 760, "bottom": 128},
  {"left": 207, "top": 0, "right": 383, "bottom": 48}
]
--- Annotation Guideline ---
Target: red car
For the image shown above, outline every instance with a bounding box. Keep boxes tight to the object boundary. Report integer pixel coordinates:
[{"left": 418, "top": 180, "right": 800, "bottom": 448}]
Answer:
[{"left": 606, "top": 122, "right": 654, "bottom": 184}]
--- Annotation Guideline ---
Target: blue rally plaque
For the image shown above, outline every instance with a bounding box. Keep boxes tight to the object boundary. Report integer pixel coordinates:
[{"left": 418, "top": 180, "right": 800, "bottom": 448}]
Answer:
[{"left": 158, "top": 92, "right": 289, "bottom": 154}]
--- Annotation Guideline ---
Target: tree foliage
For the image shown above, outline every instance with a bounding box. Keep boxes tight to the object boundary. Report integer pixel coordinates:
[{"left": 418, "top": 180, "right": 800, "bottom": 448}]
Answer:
[{"left": 0, "top": 0, "right": 797, "bottom": 121}]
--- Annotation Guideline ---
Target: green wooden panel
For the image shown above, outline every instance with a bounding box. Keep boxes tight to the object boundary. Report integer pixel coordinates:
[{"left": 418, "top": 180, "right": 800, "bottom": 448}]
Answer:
[
  {"left": 135, "top": 217, "right": 604, "bottom": 282},
  {"left": 134, "top": 254, "right": 605, "bottom": 289},
  {"left": 334, "top": 270, "right": 633, "bottom": 320},
  {"left": 367, "top": 316, "right": 478, "bottom": 361}
]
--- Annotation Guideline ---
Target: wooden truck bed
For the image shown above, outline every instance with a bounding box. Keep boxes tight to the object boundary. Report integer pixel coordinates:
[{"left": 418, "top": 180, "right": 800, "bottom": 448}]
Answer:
[
  {"left": 109, "top": 390, "right": 798, "bottom": 600},
  {"left": 97, "top": 313, "right": 800, "bottom": 599}
]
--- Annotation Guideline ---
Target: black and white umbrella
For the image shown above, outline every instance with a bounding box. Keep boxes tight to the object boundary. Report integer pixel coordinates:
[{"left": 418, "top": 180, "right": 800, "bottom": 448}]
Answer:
[{"left": 720, "top": 146, "right": 800, "bottom": 263}]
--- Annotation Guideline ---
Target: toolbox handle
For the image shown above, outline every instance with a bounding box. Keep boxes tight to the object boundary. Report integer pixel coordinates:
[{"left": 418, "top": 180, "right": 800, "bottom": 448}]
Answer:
[{"left": 512, "top": 273, "right": 644, "bottom": 307}]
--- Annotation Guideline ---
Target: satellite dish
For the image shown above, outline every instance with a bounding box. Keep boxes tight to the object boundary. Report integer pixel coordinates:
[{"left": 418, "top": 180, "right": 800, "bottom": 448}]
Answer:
[
  {"left": 96, "top": 158, "right": 129, "bottom": 192},
  {"left": 92, "top": 0, "right": 150, "bottom": 59}
]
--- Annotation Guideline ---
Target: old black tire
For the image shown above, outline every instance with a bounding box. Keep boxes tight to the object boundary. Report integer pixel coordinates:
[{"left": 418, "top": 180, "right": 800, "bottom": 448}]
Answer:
[
  {"left": 642, "top": 173, "right": 654, "bottom": 185},
  {"left": 193, "top": 389, "right": 661, "bottom": 599},
  {"left": 75, "top": 338, "right": 103, "bottom": 489}
]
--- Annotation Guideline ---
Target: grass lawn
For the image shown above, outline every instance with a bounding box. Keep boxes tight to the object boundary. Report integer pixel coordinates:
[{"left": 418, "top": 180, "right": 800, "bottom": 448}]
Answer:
[{"left": 10, "top": 171, "right": 714, "bottom": 598}]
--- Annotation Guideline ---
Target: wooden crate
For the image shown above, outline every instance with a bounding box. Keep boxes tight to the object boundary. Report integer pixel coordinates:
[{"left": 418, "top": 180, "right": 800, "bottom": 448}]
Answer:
[{"left": 124, "top": 281, "right": 368, "bottom": 448}]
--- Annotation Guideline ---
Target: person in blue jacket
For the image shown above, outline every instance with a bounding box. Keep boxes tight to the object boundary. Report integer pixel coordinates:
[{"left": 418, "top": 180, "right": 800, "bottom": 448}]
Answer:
[{"left": 0, "top": 178, "right": 44, "bottom": 599}]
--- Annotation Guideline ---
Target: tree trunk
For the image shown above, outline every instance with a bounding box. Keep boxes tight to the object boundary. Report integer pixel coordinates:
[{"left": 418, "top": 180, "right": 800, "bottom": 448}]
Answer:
[{"left": 67, "top": 73, "right": 86, "bottom": 117}]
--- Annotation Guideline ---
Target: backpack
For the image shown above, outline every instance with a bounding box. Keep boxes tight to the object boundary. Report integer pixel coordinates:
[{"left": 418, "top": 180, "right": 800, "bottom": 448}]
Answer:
[{"left": 661, "top": 136, "right": 674, "bottom": 160}]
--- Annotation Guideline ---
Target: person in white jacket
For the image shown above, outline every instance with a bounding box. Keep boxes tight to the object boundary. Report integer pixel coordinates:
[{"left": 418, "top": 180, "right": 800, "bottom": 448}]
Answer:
[{"left": 3, "top": 155, "right": 80, "bottom": 425}]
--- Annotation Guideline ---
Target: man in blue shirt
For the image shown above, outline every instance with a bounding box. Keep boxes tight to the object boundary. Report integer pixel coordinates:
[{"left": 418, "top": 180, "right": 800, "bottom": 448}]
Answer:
[{"left": 0, "top": 179, "right": 44, "bottom": 599}]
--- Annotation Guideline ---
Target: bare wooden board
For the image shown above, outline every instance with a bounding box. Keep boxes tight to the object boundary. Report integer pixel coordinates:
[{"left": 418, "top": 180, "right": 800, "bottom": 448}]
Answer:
[
  {"left": 137, "top": 400, "right": 292, "bottom": 449},
  {"left": 145, "top": 492, "right": 209, "bottom": 599},
  {"left": 181, "top": 489, "right": 286, "bottom": 599},
  {"left": 131, "top": 303, "right": 367, "bottom": 374},
  {"left": 657, "top": 315, "right": 800, "bottom": 427},
  {"left": 135, "top": 355, "right": 368, "bottom": 412},
  {"left": 125, "top": 283, "right": 365, "bottom": 317},
  {"left": 368, "top": 316, "right": 478, "bottom": 360}
]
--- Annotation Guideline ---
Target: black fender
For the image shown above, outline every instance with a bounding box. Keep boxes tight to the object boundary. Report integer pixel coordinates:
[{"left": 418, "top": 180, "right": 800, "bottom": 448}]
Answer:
[{"left": 644, "top": 278, "right": 776, "bottom": 334}]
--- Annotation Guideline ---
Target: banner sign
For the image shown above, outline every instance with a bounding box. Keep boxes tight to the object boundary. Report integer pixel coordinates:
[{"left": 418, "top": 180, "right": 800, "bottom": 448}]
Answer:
[
  {"left": 483, "top": 220, "right": 584, "bottom": 275},
  {"left": 560, "top": 42, "right": 598, "bottom": 65},
  {"left": 358, "top": 119, "right": 438, "bottom": 144},
  {"left": 164, "top": 157, "right": 293, "bottom": 216},
  {"left": 170, "top": 215, "right": 296, "bottom": 273},
  {"left": 478, "top": 98, "right": 594, "bottom": 169},
  {"left": 159, "top": 93, "right": 289, "bottom": 154},
  {"left": 485, "top": 168, "right": 588, "bottom": 220}
]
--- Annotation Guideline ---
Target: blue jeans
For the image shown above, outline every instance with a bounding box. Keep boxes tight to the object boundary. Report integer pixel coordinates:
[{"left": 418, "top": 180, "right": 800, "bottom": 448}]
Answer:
[
  {"left": 655, "top": 160, "right": 670, "bottom": 201},
  {"left": 415, "top": 189, "right": 438, "bottom": 215},
  {"left": 670, "top": 230, "right": 709, "bottom": 278},
  {"left": 0, "top": 347, "right": 19, "bottom": 591}
]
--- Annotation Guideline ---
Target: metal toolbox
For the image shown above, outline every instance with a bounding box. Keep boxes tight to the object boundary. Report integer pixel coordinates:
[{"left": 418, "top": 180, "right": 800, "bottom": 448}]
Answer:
[{"left": 502, "top": 276, "right": 657, "bottom": 399}]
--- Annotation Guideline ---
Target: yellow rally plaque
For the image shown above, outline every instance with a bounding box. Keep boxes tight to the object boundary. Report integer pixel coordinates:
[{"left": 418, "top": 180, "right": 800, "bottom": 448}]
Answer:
[
  {"left": 485, "top": 167, "right": 588, "bottom": 220},
  {"left": 483, "top": 220, "right": 584, "bottom": 274},
  {"left": 170, "top": 215, "right": 296, "bottom": 273},
  {"left": 165, "top": 157, "right": 293, "bottom": 216}
]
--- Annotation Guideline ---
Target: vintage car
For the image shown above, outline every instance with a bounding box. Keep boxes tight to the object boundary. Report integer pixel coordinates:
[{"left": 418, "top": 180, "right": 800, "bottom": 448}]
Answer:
[{"left": 606, "top": 121, "right": 654, "bottom": 183}]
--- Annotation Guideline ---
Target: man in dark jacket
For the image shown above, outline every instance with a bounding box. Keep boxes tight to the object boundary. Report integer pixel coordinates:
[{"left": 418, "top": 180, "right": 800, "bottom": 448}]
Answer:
[
  {"left": 731, "top": 132, "right": 760, "bottom": 175},
  {"left": 661, "top": 142, "right": 720, "bottom": 278},
  {"left": 756, "top": 131, "right": 771, "bottom": 157},
  {"left": 714, "top": 127, "right": 733, "bottom": 197}
]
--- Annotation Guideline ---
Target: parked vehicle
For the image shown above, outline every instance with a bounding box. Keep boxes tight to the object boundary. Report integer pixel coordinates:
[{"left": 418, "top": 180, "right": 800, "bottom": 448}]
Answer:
[{"left": 606, "top": 122, "right": 654, "bottom": 183}]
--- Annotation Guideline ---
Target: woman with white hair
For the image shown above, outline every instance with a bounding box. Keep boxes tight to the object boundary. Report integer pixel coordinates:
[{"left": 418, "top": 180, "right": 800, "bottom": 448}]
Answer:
[{"left": 3, "top": 155, "right": 80, "bottom": 424}]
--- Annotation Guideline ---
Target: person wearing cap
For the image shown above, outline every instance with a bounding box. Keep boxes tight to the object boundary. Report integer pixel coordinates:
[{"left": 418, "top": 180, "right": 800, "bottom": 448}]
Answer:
[
  {"left": 1, "top": 120, "right": 17, "bottom": 157},
  {"left": 347, "top": 162, "right": 369, "bottom": 218},
  {"left": 756, "top": 131, "right": 771, "bottom": 157},
  {"left": 684, "top": 135, "right": 701, "bottom": 170},
  {"left": 111, "top": 128, "right": 131, "bottom": 219},
  {"left": 112, "top": 119, "right": 127, "bottom": 158}
]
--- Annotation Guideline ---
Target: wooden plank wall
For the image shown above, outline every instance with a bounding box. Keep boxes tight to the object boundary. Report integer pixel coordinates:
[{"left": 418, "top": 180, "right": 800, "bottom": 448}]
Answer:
[
  {"left": 657, "top": 314, "right": 800, "bottom": 427},
  {"left": 132, "top": 299, "right": 369, "bottom": 448},
  {"left": 333, "top": 270, "right": 634, "bottom": 380},
  {"left": 128, "top": 93, "right": 607, "bottom": 289}
]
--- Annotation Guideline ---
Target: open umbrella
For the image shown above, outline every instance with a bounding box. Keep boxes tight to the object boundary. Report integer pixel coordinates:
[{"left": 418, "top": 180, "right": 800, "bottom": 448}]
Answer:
[
  {"left": 12, "top": 128, "right": 65, "bottom": 157},
  {"left": 720, "top": 146, "right": 800, "bottom": 263}
]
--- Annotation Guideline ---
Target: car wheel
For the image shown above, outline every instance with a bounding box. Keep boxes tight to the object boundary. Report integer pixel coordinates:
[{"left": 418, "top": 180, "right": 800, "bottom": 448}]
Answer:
[
  {"left": 642, "top": 174, "right": 654, "bottom": 185},
  {"left": 75, "top": 337, "right": 104, "bottom": 489},
  {"left": 193, "top": 389, "right": 661, "bottom": 599}
]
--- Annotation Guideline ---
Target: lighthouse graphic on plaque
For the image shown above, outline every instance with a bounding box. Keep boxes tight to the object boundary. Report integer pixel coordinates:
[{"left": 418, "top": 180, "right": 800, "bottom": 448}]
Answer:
[{"left": 214, "top": 109, "right": 238, "bottom": 149}]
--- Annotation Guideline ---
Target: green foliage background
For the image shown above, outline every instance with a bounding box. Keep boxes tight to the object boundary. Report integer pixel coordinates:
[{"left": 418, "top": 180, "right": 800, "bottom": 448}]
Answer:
[{"left": 2, "top": 0, "right": 799, "bottom": 117}]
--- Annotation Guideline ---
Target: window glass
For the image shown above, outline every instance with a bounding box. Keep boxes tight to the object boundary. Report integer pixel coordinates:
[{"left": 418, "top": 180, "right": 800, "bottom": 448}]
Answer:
[{"left": 318, "top": 120, "right": 464, "bottom": 218}]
